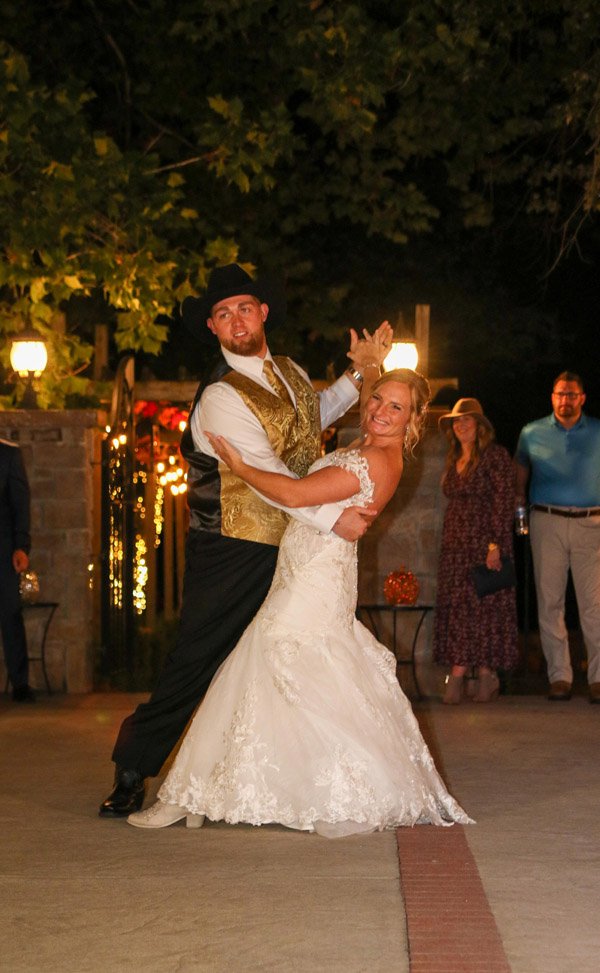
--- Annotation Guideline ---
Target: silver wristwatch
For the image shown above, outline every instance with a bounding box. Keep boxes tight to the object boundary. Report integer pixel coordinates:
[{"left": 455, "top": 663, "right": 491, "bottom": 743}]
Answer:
[{"left": 346, "top": 367, "right": 363, "bottom": 384}]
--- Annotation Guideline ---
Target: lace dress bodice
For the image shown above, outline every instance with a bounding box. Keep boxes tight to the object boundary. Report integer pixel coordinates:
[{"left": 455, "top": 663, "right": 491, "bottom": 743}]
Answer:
[
  {"left": 307, "top": 447, "right": 375, "bottom": 507},
  {"left": 266, "top": 448, "right": 374, "bottom": 633}
]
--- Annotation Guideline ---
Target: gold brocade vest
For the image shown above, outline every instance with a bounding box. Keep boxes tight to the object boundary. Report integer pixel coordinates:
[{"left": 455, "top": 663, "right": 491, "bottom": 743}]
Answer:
[{"left": 218, "top": 357, "right": 321, "bottom": 544}]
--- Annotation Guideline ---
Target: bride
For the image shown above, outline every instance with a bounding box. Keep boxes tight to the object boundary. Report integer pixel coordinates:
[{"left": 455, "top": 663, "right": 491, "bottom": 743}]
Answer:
[{"left": 129, "top": 368, "right": 471, "bottom": 836}]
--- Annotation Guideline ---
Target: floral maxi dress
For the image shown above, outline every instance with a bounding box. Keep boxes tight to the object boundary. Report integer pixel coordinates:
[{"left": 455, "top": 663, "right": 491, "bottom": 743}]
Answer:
[{"left": 433, "top": 443, "right": 519, "bottom": 671}]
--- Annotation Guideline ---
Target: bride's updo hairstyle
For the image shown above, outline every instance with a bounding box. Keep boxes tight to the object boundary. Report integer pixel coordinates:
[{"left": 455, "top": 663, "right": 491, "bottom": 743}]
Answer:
[{"left": 367, "top": 369, "right": 431, "bottom": 455}]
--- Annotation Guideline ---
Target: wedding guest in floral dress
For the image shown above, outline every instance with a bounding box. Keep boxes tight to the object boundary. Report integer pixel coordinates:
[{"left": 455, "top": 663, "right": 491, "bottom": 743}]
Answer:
[{"left": 434, "top": 399, "right": 518, "bottom": 704}]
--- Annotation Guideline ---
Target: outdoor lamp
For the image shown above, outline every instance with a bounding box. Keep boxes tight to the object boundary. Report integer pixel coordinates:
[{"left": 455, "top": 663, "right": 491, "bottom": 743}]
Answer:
[
  {"left": 383, "top": 340, "right": 419, "bottom": 372},
  {"left": 10, "top": 327, "right": 48, "bottom": 409}
]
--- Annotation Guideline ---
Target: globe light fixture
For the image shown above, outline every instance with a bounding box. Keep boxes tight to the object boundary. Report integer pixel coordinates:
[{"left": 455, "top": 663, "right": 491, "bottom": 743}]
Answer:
[
  {"left": 383, "top": 340, "right": 419, "bottom": 372},
  {"left": 10, "top": 327, "right": 48, "bottom": 408}
]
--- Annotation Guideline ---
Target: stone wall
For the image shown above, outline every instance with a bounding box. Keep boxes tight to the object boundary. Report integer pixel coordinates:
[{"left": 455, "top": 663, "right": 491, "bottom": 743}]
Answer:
[
  {"left": 1, "top": 405, "right": 450, "bottom": 697},
  {"left": 0, "top": 410, "right": 102, "bottom": 692}
]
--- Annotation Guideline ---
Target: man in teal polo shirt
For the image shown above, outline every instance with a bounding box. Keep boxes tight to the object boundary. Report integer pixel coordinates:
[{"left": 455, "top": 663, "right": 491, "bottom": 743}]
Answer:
[{"left": 515, "top": 372, "right": 600, "bottom": 703}]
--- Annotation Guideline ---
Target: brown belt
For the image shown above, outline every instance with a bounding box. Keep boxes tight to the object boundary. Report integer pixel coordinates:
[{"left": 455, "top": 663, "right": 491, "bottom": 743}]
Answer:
[{"left": 531, "top": 504, "right": 600, "bottom": 519}]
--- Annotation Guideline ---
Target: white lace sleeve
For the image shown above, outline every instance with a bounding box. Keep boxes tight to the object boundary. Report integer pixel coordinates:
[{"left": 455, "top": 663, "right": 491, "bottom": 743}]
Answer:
[{"left": 328, "top": 449, "right": 375, "bottom": 506}]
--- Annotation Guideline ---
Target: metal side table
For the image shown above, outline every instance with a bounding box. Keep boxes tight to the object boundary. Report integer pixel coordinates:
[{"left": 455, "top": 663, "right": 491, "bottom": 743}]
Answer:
[
  {"left": 357, "top": 603, "right": 435, "bottom": 700},
  {"left": 4, "top": 601, "right": 59, "bottom": 694}
]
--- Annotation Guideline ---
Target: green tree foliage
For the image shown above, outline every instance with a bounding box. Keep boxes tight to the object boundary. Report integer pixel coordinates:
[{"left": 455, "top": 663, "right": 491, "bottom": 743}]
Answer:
[
  {"left": 0, "top": 43, "right": 241, "bottom": 404},
  {"left": 1, "top": 0, "right": 598, "bottom": 404}
]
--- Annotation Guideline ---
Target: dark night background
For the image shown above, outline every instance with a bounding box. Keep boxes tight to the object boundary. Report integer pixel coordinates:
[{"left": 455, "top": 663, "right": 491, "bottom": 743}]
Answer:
[{"left": 1, "top": 0, "right": 599, "bottom": 454}]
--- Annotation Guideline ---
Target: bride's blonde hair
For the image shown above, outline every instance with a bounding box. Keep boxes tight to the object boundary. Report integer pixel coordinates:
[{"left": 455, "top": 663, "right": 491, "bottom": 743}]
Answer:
[{"left": 363, "top": 369, "right": 431, "bottom": 455}]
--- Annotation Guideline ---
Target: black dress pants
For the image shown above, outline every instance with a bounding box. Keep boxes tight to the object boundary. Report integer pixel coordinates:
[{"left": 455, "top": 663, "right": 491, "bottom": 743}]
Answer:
[
  {"left": 112, "top": 530, "right": 279, "bottom": 778},
  {"left": 0, "top": 550, "right": 28, "bottom": 689}
]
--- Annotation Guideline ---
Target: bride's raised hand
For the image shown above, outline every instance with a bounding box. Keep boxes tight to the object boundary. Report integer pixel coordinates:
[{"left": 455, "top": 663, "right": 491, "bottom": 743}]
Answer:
[
  {"left": 370, "top": 321, "right": 393, "bottom": 368},
  {"left": 205, "top": 432, "right": 245, "bottom": 474}
]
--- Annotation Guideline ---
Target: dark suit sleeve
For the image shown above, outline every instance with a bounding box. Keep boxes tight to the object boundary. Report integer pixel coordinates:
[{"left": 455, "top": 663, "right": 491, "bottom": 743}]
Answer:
[{"left": 7, "top": 448, "right": 31, "bottom": 554}]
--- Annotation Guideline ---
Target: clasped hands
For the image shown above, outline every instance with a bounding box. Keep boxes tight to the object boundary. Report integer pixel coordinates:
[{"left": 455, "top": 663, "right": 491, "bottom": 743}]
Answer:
[{"left": 347, "top": 321, "right": 393, "bottom": 373}]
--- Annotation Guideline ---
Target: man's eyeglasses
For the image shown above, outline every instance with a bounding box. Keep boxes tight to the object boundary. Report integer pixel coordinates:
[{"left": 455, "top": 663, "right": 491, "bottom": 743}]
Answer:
[{"left": 553, "top": 392, "right": 582, "bottom": 400}]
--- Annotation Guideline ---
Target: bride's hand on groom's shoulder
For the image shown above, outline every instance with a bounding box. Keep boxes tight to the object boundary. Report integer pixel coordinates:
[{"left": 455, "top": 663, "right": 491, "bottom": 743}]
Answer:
[{"left": 206, "top": 432, "right": 243, "bottom": 472}]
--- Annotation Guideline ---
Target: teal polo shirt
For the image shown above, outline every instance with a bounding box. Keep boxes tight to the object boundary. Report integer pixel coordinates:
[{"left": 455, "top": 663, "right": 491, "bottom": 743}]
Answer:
[{"left": 515, "top": 413, "right": 600, "bottom": 507}]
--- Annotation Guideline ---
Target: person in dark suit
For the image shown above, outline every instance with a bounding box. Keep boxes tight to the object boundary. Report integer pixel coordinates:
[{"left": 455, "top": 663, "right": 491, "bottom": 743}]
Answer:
[{"left": 0, "top": 438, "right": 35, "bottom": 702}]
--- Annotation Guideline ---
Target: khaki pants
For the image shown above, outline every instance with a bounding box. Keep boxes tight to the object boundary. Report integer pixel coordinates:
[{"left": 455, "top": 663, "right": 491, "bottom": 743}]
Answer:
[{"left": 530, "top": 510, "right": 600, "bottom": 685}]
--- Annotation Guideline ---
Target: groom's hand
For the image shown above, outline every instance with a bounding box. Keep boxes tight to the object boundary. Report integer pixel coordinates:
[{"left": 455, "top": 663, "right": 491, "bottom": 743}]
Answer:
[{"left": 332, "top": 505, "right": 377, "bottom": 541}]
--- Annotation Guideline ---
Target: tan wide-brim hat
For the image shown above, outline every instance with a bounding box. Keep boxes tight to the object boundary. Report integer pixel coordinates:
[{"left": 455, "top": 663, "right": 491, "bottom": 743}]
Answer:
[{"left": 438, "top": 397, "right": 493, "bottom": 432}]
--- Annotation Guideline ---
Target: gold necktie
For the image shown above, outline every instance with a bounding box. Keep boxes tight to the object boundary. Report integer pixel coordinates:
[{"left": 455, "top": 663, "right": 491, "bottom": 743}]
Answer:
[{"left": 263, "top": 360, "right": 293, "bottom": 407}]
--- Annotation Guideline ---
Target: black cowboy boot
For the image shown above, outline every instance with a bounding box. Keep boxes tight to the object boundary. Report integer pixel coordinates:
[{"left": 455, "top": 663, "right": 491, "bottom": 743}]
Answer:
[{"left": 99, "top": 767, "right": 146, "bottom": 817}]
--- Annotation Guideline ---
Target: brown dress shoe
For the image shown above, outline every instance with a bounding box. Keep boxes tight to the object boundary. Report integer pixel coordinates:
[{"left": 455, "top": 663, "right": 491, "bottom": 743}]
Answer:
[
  {"left": 589, "top": 683, "right": 600, "bottom": 705},
  {"left": 548, "top": 681, "right": 572, "bottom": 701}
]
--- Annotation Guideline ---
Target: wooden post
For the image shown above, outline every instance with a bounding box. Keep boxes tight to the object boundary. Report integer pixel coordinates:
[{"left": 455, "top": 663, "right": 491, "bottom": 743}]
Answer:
[
  {"left": 415, "top": 304, "right": 430, "bottom": 377},
  {"left": 94, "top": 324, "right": 109, "bottom": 381}
]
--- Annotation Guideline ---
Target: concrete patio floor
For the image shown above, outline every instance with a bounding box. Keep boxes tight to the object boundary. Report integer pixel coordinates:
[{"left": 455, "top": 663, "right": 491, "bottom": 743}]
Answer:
[{"left": 1, "top": 691, "right": 599, "bottom": 972}]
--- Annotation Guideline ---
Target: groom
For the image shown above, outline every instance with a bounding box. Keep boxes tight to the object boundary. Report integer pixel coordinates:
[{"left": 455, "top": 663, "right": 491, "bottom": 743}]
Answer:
[{"left": 100, "top": 263, "right": 383, "bottom": 817}]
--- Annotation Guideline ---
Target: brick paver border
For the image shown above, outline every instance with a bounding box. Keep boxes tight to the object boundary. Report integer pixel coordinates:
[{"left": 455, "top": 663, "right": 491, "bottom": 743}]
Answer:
[{"left": 396, "top": 825, "right": 511, "bottom": 973}]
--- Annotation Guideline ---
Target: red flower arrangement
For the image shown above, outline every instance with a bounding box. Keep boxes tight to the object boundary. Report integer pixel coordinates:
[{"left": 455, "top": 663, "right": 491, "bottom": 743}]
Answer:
[
  {"left": 383, "top": 567, "right": 420, "bottom": 605},
  {"left": 133, "top": 401, "right": 190, "bottom": 468},
  {"left": 134, "top": 400, "right": 189, "bottom": 430}
]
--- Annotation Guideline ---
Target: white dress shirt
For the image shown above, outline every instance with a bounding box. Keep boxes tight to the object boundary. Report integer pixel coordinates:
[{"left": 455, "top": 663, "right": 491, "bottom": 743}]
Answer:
[{"left": 191, "top": 347, "right": 359, "bottom": 534}]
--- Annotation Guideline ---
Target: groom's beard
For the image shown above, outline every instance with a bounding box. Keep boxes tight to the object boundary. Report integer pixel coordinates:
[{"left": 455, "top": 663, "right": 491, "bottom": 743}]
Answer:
[{"left": 220, "top": 331, "right": 266, "bottom": 357}]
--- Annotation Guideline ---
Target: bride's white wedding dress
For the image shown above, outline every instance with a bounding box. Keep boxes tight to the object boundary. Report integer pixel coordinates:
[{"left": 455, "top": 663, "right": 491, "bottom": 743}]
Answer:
[{"left": 157, "top": 449, "right": 471, "bottom": 836}]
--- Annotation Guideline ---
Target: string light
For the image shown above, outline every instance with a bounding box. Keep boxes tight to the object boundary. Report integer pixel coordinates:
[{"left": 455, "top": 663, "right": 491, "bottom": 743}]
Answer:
[
  {"left": 133, "top": 471, "right": 146, "bottom": 520},
  {"left": 103, "top": 422, "right": 188, "bottom": 620},
  {"left": 133, "top": 535, "right": 148, "bottom": 614},
  {"left": 154, "top": 482, "right": 164, "bottom": 545},
  {"left": 105, "top": 423, "right": 129, "bottom": 612}
]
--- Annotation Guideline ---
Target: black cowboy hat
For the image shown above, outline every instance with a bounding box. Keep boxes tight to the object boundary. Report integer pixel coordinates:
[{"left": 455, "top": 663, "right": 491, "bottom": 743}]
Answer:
[{"left": 181, "top": 264, "right": 286, "bottom": 343}]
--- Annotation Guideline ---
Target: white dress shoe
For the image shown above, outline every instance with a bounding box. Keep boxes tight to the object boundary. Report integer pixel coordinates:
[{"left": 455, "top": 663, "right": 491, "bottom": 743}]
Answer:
[{"left": 127, "top": 800, "right": 205, "bottom": 829}]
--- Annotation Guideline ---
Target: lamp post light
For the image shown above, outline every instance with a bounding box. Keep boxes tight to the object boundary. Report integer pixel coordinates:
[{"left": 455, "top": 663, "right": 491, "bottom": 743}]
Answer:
[
  {"left": 10, "top": 328, "right": 48, "bottom": 409},
  {"left": 382, "top": 305, "right": 430, "bottom": 375},
  {"left": 383, "top": 340, "right": 419, "bottom": 372}
]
